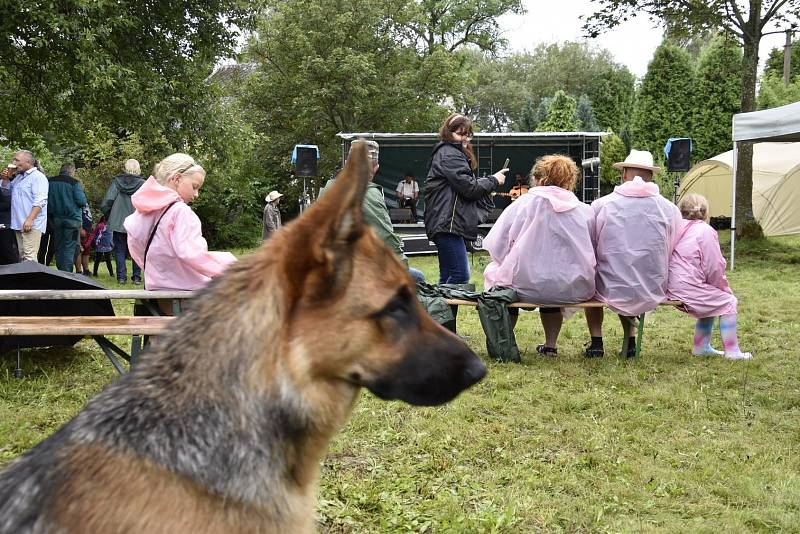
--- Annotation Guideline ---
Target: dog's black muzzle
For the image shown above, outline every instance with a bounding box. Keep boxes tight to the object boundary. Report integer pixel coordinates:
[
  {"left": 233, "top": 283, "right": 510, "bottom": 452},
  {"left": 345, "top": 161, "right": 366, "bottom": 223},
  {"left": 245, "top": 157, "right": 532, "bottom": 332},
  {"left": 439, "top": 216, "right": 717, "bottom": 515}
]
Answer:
[{"left": 366, "top": 334, "right": 487, "bottom": 406}]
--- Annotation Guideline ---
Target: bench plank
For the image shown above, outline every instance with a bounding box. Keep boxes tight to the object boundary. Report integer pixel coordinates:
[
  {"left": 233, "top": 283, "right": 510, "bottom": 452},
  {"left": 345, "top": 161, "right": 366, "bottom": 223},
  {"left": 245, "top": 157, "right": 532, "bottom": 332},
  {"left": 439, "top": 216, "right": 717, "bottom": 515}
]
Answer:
[
  {"left": 0, "top": 290, "right": 194, "bottom": 300},
  {"left": 0, "top": 316, "right": 174, "bottom": 336}
]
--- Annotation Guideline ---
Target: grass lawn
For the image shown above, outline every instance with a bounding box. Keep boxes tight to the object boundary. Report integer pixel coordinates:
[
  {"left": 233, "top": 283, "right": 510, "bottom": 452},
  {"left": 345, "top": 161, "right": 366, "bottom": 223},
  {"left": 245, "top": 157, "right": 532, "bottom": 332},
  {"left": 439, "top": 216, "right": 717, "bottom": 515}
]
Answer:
[{"left": 1, "top": 233, "right": 799, "bottom": 532}]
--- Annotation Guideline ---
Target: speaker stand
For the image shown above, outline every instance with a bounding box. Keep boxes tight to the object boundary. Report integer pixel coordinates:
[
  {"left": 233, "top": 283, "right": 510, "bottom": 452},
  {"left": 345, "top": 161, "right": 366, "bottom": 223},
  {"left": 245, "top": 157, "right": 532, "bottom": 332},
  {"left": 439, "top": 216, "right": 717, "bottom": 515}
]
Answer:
[{"left": 670, "top": 171, "right": 686, "bottom": 205}]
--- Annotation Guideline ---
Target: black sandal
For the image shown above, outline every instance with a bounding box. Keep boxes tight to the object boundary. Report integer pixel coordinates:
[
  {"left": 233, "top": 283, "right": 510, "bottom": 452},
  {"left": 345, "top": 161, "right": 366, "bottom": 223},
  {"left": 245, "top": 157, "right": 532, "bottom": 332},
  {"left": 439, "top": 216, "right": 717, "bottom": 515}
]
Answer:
[
  {"left": 584, "top": 342, "right": 604, "bottom": 358},
  {"left": 536, "top": 344, "right": 558, "bottom": 357}
]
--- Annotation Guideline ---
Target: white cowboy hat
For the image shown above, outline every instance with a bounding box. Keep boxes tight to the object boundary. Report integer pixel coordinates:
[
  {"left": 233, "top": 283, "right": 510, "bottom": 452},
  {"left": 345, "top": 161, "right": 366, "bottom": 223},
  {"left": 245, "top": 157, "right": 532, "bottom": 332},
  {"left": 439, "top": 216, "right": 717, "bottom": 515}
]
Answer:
[
  {"left": 265, "top": 190, "right": 284, "bottom": 202},
  {"left": 613, "top": 149, "right": 661, "bottom": 172}
]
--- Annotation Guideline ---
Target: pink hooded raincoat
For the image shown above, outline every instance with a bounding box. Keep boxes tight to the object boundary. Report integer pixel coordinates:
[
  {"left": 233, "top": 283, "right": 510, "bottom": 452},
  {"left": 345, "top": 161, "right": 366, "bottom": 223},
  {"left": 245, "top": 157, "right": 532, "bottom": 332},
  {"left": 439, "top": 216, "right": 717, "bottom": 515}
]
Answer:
[
  {"left": 483, "top": 186, "right": 596, "bottom": 304},
  {"left": 124, "top": 177, "right": 236, "bottom": 290},
  {"left": 667, "top": 219, "right": 736, "bottom": 318},
  {"left": 592, "top": 176, "right": 682, "bottom": 316}
]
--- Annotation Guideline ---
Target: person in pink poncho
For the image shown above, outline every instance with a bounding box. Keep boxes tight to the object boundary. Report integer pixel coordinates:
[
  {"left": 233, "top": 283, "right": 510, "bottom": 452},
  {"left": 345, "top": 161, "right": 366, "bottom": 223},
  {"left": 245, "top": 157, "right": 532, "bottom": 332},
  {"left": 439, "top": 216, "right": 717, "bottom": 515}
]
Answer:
[
  {"left": 668, "top": 194, "right": 752, "bottom": 360},
  {"left": 123, "top": 153, "right": 236, "bottom": 291},
  {"left": 585, "top": 150, "right": 682, "bottom": 358},
  {"left": 483, "top": 154, "right": 596, "bottom": 357}
]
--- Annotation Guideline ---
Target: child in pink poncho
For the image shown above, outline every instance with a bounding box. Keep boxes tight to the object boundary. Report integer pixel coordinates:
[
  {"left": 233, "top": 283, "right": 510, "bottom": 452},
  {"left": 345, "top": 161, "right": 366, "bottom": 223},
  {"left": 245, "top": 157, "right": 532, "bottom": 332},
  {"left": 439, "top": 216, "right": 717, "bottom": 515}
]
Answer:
[
  {"left": 124, "top": 153, "right": 236, "bottom": 291},
  {"left": 667, "top": 194, "right": 751, "bottom": 360},
  {"left": 483, "top": 155, "right": 595, "bottom": 357}
]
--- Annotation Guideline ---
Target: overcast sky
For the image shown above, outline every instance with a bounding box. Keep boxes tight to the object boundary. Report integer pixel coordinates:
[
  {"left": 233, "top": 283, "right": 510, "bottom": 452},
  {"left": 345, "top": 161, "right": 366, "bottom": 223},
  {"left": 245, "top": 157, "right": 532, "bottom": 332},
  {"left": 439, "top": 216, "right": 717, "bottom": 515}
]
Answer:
[{"left": 498, "top": 0, "right": 790, "bottom": 78}]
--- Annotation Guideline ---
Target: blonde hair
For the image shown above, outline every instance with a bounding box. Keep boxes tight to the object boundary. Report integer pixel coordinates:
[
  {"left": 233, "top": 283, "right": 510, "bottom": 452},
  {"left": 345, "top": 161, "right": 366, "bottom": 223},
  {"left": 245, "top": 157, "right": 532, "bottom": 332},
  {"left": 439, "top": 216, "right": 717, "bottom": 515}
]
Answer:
[
  {"left": 678, "top": 193, "right": 709, "bottom": 221},
  {"left": 124, "top": 159, "right": 141, "bottom": 175},
  {"left": 153, "top": 153, "right": 205, "bottom": 185},
  {"left": 530, "top": 154, "right": 578, "bottom": 191}
]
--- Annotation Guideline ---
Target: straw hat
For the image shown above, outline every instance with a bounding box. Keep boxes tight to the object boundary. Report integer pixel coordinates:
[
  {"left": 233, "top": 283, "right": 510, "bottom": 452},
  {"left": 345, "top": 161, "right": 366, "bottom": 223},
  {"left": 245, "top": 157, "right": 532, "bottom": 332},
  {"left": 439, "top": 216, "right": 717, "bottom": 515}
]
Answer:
[
  {"left": 265, "top": 190, "right": 283, "bottom": 202},
  {"left": 612, "top": 149, "right": 660, "bottom": 172}
]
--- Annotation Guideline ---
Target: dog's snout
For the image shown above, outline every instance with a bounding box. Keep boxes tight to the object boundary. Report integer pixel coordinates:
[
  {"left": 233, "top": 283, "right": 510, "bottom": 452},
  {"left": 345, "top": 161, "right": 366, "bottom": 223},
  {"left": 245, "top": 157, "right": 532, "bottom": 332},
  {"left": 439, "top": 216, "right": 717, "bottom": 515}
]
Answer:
[
  {"left": 363, "top": 329, "right": 488, "bottom": 407},
  {"left": 464, "top": 356, "right": 487, "bottom": 386}
]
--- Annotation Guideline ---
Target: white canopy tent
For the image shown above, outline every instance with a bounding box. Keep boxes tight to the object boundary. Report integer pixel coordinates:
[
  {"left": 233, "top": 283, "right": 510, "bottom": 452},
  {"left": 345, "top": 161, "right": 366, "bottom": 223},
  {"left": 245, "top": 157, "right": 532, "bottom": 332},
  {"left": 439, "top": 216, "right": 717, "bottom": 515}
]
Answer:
[{"left": 731, "top": 101, "right": 800, "bottom": 269}]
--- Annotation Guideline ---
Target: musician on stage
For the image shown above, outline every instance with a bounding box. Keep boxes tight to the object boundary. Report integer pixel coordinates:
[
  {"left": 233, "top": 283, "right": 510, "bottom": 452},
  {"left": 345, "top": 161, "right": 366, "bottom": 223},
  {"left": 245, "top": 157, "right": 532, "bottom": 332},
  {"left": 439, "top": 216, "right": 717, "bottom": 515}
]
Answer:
[
  {"left": 395, "top": 171, "right": 419, "bottom": 221},
  {"left": 508, "top": 172, "right": 530, "bottom": 199}
]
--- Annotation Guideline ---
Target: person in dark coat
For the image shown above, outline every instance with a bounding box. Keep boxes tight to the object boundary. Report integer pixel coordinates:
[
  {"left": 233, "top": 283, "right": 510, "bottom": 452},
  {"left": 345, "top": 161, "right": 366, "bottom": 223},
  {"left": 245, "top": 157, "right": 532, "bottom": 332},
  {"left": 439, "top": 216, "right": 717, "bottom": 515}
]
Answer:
[
  {"left": 0, "top": 165, "right": 19, "bottom": 264},
  {"left": 100, "top": 159, "right": 145, "bottom": 284},
  {"left": 47, "top": 163, "right": 88, "bottom": 272},
  {"left": 424, "top": 113, "right": 507, "bottom": 284},
  {"left": 262, "top": 191, "right": 283, "bottom": 241}
]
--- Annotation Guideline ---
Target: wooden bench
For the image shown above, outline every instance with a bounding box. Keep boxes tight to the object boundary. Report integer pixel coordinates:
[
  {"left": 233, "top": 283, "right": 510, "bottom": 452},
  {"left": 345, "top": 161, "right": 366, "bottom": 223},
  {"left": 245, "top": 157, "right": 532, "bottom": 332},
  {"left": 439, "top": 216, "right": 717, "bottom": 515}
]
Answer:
[
  {"left": 444, "top": 299, "right": 682, "bottom": 359},
  {"left": 0, "top": 290, "right": 193, "bottom": 377}
]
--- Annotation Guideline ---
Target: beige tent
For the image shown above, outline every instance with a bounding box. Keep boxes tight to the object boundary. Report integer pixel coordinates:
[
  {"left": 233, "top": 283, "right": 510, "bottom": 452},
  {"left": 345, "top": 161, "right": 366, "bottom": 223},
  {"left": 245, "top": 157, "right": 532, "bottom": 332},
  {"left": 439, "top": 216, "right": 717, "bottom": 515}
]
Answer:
[{"left": 678, "top": 142, "right": 800, "bottom": 237}]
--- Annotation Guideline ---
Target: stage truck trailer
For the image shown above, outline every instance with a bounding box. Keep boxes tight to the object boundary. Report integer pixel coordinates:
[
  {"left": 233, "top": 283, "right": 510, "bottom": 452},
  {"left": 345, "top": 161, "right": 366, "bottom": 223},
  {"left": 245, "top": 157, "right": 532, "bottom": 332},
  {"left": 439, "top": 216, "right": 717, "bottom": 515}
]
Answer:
[{"left": 337, "top": 131, "right": 607, "bottom": 255}]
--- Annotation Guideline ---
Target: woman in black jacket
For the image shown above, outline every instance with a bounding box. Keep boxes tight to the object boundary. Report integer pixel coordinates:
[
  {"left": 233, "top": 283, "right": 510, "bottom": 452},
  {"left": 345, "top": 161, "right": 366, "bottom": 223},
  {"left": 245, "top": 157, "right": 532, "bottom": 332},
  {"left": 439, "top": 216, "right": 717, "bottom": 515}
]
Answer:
[{"left": 424, "top": 114, "right": 507, "bottom": 284}]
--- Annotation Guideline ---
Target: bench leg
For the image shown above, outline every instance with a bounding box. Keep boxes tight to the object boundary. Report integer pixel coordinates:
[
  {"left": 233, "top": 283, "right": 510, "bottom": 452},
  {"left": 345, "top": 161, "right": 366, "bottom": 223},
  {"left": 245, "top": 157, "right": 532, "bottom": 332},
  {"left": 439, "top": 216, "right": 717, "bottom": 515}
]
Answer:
[
  {"left": 131, "top": 335, "right": 142, "bottom": 367},
  {"left": 635, "top": 313, "right": 646, "bottom": 359},
  {"left": 15, "top": 345, "right": 22, "bottom": 379},
  {"left": 619, "top": 316, "right": 634, "bottom": 358},
  {"left": 93, "top": 336, "right": 130, "bottom": 375}
]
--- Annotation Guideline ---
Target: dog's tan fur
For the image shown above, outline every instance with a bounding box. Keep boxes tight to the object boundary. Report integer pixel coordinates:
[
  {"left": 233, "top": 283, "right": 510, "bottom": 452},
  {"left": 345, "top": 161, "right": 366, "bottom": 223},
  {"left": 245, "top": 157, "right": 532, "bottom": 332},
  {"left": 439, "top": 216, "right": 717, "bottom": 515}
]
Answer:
[{"left": 0, "top": 142, "right": 486, "bottom": 534}]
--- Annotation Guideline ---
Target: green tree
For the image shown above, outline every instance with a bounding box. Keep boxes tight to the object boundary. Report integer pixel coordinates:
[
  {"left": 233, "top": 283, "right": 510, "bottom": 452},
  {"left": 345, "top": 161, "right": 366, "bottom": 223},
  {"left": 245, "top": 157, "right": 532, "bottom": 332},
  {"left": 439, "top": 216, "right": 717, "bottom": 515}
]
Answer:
[
  {"left": 399, "top": 0, "right": 525, "bottom": 55},
  {"left": 629, "top": 41, "right": 694, "bottom": 155},
  {"left": 576, "top": 95, "right": 600, "bottom": 131},
  {"left": 757, "top": 73, "right": 800, "bottom": 108},
  {"left": 586, "top": 67, "right": 636, "bottom": 137},
  {"left": 457, "top": 50, "right": 528, "bottom": 132},
  {"left": 585, "top": 0, "right": 800, "bottom": 238},
  {"left": 764, "top": 40, "right": 800, "bottom": 79},
  {"left": 536, "top": 91, "right": 579, "bottom": 132},
  {"left": 241, "top": 0, "right": 519, "bottom": 209},
  {"left": 599, "top": 133, "right": 628, "bottom": 194},
  {"left": 519, "top": 96, "right": 552, "bottom": 131},
  {"left": 691, "top": 36, "right": 742, "bottom": 162},
  {"left": 504, "top": 42, "right": 628, "bottom": 130},
  {"left": 0, "top": 1, "right": 255, "bottom": 148},
  {"left": 453, "top": 41, "right": 633, "bottom": 132}
]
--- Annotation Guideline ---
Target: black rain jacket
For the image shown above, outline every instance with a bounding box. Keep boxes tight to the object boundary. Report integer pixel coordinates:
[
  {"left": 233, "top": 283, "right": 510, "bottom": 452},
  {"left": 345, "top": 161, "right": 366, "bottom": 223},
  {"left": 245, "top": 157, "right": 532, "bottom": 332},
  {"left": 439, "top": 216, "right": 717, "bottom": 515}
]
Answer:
[{"left": 423, "top": 142, "right": 497, "bottom": 241}]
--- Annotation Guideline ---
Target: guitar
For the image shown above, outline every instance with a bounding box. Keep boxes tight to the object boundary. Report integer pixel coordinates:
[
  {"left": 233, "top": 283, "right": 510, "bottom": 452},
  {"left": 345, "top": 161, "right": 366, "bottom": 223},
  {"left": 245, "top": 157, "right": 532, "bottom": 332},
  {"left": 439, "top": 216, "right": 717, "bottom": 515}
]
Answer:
[{"left": 492, "top": 186, "right": 529, "bottom": 200}]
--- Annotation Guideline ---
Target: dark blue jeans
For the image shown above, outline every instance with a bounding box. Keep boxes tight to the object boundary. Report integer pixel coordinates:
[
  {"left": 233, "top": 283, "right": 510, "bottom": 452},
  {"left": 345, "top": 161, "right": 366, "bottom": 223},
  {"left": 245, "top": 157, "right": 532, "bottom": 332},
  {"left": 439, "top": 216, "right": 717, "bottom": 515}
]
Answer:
[
  {"left": 433, "top": 233, "right": 470, "bottom": 284},
  {"left": 52, "top": 219, "right": 80, "bottom": 273},
  {"left": 113, "top": 231, "right": 141, "bottom": 282}
]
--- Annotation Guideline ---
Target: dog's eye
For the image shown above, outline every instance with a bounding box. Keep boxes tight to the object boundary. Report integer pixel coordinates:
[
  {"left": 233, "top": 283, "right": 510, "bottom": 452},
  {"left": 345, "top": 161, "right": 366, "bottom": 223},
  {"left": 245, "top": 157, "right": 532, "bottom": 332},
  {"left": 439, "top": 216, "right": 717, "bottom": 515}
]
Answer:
[{"left": 373, "top": 287, "right": 414, "bottom": 324}]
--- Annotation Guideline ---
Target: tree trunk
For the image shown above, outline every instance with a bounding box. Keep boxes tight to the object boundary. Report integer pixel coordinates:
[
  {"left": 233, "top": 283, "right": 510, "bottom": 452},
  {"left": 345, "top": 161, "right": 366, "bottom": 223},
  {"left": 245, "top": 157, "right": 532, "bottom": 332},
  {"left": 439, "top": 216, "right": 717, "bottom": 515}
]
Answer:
[{"left": 735, "top": 7, "right": 763, "bottom": 239}]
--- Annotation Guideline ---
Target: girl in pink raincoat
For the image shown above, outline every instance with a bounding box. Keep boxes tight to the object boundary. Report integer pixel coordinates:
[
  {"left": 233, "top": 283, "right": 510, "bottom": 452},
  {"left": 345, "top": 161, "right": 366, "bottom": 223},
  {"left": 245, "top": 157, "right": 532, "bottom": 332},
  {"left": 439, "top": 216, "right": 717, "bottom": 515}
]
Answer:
[
  {"left": 483, "top": 155, "right": 596, "bottom": 357},
  {"left": 667, "top": 194, "right": 751, "bottom": 360},
  {"left": 124, "top": 153, "right": 236, "bottom": 291}
]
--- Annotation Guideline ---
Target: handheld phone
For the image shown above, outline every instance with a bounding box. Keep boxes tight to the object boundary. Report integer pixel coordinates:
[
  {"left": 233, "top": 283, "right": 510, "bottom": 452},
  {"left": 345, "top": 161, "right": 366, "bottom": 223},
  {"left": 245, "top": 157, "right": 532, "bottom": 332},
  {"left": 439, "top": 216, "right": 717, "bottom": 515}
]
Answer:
[{"left": 502, "top": 158, "right": 510, "bottom": 169}]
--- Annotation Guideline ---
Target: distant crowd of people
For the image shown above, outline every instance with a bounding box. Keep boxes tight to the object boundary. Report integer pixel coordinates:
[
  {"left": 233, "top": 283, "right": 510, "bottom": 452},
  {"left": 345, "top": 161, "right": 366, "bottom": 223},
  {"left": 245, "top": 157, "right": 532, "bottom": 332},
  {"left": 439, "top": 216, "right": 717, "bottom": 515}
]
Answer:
[{"left": 1, "top": 150, "right": 233, "bottom": 291}]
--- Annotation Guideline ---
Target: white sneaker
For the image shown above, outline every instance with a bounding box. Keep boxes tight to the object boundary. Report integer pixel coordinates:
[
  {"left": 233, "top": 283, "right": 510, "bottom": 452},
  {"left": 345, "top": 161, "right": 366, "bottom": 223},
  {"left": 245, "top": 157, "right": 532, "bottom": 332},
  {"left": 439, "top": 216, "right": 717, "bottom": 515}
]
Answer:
[
  {"left": 724, "top": 351, "right": 753, "bottom": 360},
  {"left": 693, "top": 346, "right": 724, "bottom": 356}
]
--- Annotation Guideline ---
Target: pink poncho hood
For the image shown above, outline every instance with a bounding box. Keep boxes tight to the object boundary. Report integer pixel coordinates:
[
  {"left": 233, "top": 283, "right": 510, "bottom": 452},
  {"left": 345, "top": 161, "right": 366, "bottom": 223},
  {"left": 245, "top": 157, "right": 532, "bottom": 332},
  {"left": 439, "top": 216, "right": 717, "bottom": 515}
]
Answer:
[
  {"left": 483, "top": 186, "right": 596, "bottom": 304},
  {"left": 613, "top": 175, "right": 660, "bottom": 198},
  {"left": 130, "top": 176, "right": 182, "bottom": 213},
  {"left": 529, "top": 185, "right": 584, "bottom": 212},
  {"left": 124, "top": 177, "right": 236, "bottom": 290}
]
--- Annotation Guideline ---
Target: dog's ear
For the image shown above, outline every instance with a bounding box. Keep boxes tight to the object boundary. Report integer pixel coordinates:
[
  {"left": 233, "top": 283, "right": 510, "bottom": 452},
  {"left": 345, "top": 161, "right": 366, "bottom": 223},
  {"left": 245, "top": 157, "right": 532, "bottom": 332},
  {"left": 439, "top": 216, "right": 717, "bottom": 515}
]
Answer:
[
  {"left": 313, "top": 140, "right": 370, "bottom": 246},
  {"left": 284, "top": 141, "right": 371, "bottom": 298}
]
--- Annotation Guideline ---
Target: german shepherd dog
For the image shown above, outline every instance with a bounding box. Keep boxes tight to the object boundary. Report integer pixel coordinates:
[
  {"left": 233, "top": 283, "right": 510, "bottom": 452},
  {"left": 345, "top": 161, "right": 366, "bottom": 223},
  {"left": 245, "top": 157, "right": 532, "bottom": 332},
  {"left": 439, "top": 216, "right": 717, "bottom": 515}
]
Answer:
[{"left": 0, "top": 142, "right": 486, "bottom": 533}]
